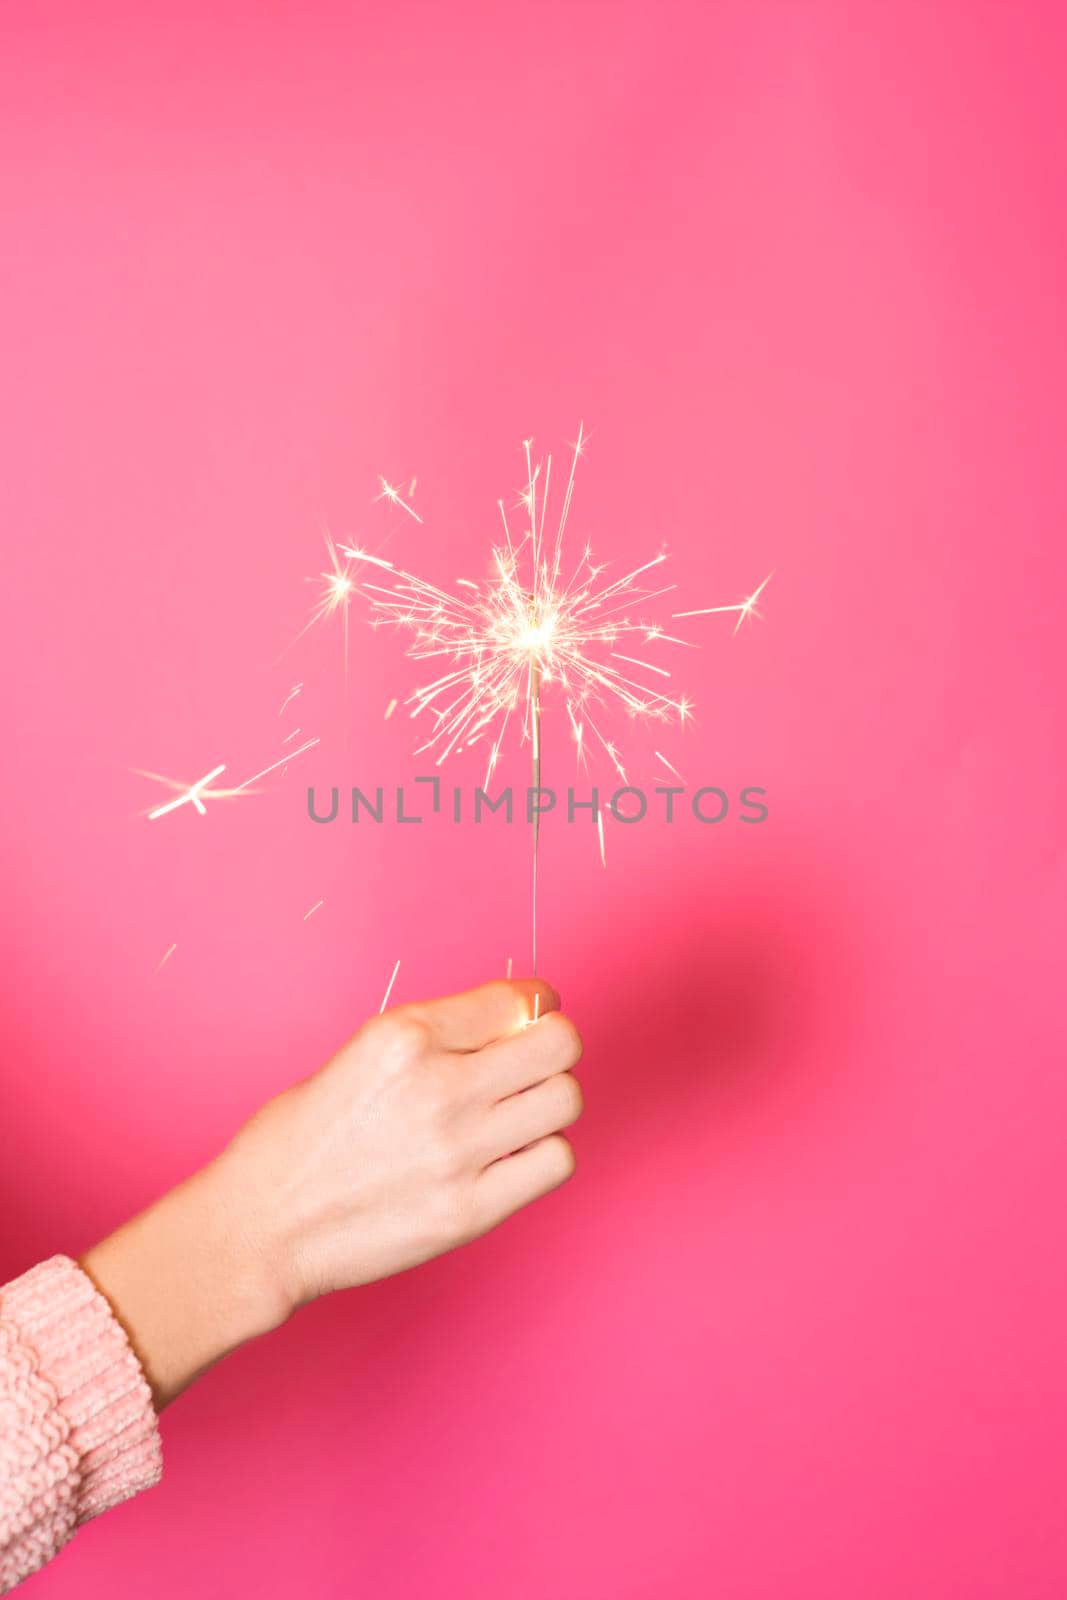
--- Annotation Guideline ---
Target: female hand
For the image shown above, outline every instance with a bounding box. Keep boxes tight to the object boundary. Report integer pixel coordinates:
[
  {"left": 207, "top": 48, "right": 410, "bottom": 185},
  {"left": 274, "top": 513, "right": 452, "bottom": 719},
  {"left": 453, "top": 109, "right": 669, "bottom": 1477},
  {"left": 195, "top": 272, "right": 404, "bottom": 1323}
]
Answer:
[{"left": 82, "top": 978, "right": 582, "bottom": 1408}]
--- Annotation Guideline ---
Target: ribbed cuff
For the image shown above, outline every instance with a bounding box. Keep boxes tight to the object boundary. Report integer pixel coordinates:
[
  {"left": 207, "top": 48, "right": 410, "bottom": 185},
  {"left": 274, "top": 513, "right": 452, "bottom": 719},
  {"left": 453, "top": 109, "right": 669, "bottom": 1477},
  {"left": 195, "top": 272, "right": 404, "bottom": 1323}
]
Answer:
[{"left": 2, "top": 1254, "right": 162, "bottom": 1523}]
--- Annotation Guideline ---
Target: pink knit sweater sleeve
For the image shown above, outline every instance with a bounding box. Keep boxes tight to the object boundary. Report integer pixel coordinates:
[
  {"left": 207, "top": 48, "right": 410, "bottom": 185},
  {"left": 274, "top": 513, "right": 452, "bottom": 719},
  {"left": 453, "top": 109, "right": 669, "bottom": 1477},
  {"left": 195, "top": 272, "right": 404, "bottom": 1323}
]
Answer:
[{"left": 0, "top": 1255, "right": 162, "bottom": 1594}]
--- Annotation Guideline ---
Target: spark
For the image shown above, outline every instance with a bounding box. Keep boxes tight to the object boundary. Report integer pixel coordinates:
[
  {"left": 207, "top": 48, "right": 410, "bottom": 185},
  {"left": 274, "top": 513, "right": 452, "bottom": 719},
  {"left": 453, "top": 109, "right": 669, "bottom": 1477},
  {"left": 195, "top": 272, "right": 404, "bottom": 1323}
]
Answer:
[
  {"left": 610, "top": 652, "right": 672, "bottom": 678},
  {"left": 376, "top": 476, "right": 423, "bottom": 524},
  {"left": 154, "top": 942, "right": 178, "bottom": 973},
  {"left": 281, "top": 529, "right": 363, "bottom": 685},
  {"left": 231, "top": 737, "right": 320, "bottom": 793},
  {"left": 282, "top": 727, "right": 302, "bottom": 743},
  {"left": 284, "top": 528, "right": 406, "bottom": 696},
  {"left": 140, "top": 737, "right": 319, "bottom": 820},
  {"left": 142, "top": 763, "right": 226, "bottom": 820},
  {"left": 655, "top": 750, "right": 686, "bottom": 781},
  {"left": 385, "top": 698, "right": 398, "bottom": 719},
  {"left": 339, "top": 548, "right": 398, "bottom": 573},
  {"left": 673, "top": 570, "right": 774, "bottom": 633},
  {"left": 303, "top": 899, "right": 324, "bottom": 920},
  {"left": 506, "top": 955, "right": 513, "bottom": 979},
  {"left": 380, "top": 958, "right": 401, "bottom": 1013}
]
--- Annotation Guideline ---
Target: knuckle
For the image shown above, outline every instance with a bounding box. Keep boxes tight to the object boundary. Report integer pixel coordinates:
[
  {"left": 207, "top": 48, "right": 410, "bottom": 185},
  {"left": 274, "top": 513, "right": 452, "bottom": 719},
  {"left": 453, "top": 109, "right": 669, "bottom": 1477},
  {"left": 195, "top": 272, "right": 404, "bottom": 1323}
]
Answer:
[
  {"left": 481, "top": 979, "right": 525, "bottom": 1030},
  {"left": 369, "top": 1011, "right": 433, "bottom": 1070},
  {"left": 483, "top": 978, "right": 514, "bottom": 1009}
]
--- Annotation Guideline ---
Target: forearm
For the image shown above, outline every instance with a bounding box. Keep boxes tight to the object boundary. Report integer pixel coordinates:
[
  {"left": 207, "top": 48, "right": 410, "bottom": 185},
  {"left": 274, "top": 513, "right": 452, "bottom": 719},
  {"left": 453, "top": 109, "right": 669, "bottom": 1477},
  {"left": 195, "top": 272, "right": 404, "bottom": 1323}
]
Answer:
[{"left": 80, "top": 1149, "right": 289, "bottom": 1411}]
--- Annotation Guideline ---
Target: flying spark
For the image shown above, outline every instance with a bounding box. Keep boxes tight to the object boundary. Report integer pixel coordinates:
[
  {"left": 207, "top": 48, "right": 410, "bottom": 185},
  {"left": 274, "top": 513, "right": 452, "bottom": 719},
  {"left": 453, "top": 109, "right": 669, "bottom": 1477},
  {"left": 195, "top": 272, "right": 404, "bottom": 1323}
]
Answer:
[
  {"left": 142, "top": 763, "right": 227, "bottom": 820},
  {"left": 376, "top": 477, "right": 422, "bottom": 524},
  {"left": 282, "top": 530, "right": 364, "bottom": 684},
  {"left": 673, "top": 570, "right": 774, "bottom": 634},
  {"left": 139, "top": 737, "right": 320, "bottom": 820},
  {"left": 380, "top": 958, "right": 401, "bottom": 1012},
  {"left": 654, "top": 749, "right": 686, "bottom": 781},
  {"left": 154, "top": 942, "right": 178, "bottom": 973}
]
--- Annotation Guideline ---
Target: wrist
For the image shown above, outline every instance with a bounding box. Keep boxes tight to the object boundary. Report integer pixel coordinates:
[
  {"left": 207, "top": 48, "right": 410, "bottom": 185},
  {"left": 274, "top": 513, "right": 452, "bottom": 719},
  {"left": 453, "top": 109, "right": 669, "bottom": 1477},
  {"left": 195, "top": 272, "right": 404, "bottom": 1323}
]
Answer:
[
  {"left": 202, "top": 1141, "right": 298, "bottom": 1339},
  {"left": 81, "top": 1151, "right": 292, "bottom": 1410}
]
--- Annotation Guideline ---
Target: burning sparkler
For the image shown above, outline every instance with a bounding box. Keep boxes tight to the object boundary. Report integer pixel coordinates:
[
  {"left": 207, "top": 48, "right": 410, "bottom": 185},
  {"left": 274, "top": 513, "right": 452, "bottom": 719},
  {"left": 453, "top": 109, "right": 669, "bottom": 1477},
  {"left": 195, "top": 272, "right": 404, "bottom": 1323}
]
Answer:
[{"left": 348, "top": 425, "right": 769, "bottom": 970}]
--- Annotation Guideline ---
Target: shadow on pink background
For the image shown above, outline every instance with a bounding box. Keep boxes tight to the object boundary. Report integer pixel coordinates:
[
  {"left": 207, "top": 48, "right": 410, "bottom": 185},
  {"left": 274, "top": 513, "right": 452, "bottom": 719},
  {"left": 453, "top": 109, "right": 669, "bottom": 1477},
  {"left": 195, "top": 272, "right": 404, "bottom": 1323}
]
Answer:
[{"left": 2, "top": 3, "right": 1066, "bottom": 1596}]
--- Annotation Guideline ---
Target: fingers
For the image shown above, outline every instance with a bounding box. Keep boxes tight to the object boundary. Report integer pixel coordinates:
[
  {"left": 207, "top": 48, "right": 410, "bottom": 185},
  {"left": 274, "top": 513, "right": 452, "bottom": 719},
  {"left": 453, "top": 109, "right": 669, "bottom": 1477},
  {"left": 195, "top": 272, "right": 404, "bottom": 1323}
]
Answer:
[
  {"left": 475, "top": 1008, "right": 583, "bottom": 1099},
  {"left": 403, "top": 977, "right": 559, "bottom": 1052},
  {"left": 482, "top": 1071, "right": 583, "bottom": 1164},
  {"left": 477, "top": 1134, "right": 576, "bottom": 1230}
]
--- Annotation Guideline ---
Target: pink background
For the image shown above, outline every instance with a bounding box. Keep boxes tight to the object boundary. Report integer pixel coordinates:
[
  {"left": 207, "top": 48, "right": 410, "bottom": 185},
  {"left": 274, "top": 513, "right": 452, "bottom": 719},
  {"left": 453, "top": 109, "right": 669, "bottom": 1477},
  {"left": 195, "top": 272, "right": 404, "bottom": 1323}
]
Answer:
[{"left": 2, "top": 3, "right": 1066, "bottom": 1596}]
